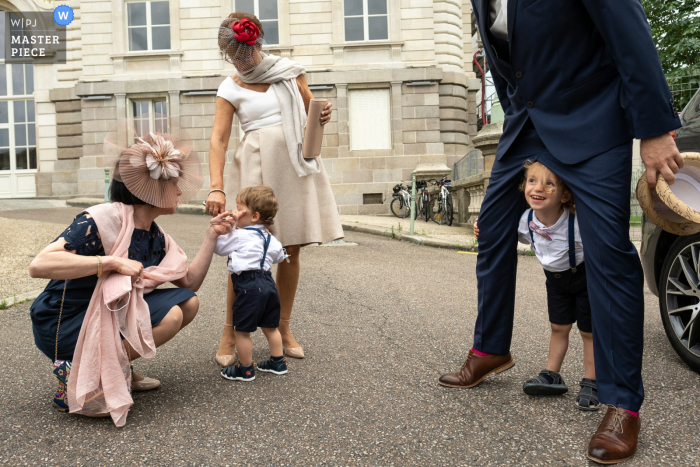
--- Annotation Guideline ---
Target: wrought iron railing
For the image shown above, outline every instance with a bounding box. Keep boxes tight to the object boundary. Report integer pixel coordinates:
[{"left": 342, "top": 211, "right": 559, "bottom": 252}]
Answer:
[{"left": 453, "top": 149, "right": 484, "bottom": 180}]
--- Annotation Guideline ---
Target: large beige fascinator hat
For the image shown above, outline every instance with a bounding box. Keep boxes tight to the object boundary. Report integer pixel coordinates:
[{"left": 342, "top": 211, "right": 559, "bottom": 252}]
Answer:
[
  {"left": 104, "top": 115, "right": 203, "bottom": 208},
  {"left": 636, "top": 152, "right": 700, "bottom": 236}
]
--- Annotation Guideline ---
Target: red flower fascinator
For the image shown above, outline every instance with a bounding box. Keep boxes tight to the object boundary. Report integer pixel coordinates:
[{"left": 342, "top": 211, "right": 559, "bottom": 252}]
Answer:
[{"left": 232, "top": 18, "right": 261, "bottom": 45}]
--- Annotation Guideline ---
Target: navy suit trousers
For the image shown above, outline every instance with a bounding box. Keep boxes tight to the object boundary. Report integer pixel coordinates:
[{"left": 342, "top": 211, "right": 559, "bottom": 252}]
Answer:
[{"left": 473, "top": 129, "right": 644, "bottom": 411}]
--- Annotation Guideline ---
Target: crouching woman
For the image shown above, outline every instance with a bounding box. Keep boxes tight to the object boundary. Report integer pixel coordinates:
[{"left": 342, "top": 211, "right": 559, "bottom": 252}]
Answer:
[{"left": 28, "top": 133, "right": 232, "bottom": 426}]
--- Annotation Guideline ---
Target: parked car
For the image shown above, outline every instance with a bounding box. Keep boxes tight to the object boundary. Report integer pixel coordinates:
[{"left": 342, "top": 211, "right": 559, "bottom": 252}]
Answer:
[{"left": 640, "top": 88, "right": 700, "bottom": 372}]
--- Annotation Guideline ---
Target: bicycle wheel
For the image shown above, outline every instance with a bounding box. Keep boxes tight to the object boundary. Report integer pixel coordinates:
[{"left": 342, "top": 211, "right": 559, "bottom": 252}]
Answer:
[
  {"left": 445, "top": 193, "right": 454, "bottom": 226},
  {"left": 431, "top": 196, "right": 443, "bottom": 224},
  {"left": 423, "top": 194, "right": 430, "bottom": 222},
  {"left": 414, "top": 195, "right": 422, "bottom": 221},
  {"left": 390, "top": 196, "right": 409, "bottom": 218}
]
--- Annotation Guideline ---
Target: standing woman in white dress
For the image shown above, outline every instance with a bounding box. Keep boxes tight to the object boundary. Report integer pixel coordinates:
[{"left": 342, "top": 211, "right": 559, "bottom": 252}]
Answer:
[{"left": 206, "top": 12, "right": 344, "bottom": 364}]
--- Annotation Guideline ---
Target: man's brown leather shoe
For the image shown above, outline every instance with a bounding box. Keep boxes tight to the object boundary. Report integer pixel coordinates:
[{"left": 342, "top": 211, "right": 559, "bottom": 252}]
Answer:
[
  {"left": 438, "top": 350, "right": 514, "bottom": 388},
  {"left": 587, "top": 406, "right": 641, "bottom": 464}
]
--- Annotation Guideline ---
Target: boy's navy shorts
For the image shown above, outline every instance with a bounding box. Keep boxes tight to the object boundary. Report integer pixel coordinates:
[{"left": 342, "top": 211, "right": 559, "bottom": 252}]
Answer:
[
  {"left": 230, "top": 270, "right": 281, "bottom": 332},
  {"left": 543, "top": 262, "right": 592, "bottom": 333}
]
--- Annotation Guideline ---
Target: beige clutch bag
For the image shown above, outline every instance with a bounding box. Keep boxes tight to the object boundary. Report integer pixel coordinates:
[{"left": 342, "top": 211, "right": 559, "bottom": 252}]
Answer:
[{"left": 303, "top": 98, "right": 327, "bottom": 160}]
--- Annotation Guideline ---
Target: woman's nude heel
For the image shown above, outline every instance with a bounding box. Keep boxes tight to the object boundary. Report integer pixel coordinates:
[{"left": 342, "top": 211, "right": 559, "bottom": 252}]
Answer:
[
  {"left": 216, "top": 323, "right": 236, "bottom": 367},
  {"left": 280, "top": 319, "right": 304, "bottom": 359}
]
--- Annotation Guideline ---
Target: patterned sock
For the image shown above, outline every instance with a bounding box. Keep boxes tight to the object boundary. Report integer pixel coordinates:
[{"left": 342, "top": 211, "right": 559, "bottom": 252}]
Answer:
[
  {"left": 471, "top": 347, "right": 491, "bottom": 357},
  {"left": 625, "top": 409, "right": 639, "bottom": 417}
]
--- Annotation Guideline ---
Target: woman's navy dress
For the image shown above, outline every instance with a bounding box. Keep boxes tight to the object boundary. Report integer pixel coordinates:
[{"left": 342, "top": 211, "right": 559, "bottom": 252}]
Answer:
[{"left": 30, "top": 213, "right": 195, "bottom": 361}]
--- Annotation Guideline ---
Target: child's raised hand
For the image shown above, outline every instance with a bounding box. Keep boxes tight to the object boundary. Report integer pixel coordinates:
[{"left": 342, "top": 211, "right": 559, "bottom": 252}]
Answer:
[
  {"left": 209, "top": 211, "right": 235, "bottom": 236},
  {"left": 473, "top": 217, "right": 479, "bottom": 239}
]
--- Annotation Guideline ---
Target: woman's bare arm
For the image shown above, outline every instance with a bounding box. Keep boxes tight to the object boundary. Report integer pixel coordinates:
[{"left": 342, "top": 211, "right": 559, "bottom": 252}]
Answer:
[
  {"left": 28, "top": 240, "right": 144, "bottom": 280},
  {"left": 206, "top": 97, "right": 236, "bottom": 217},
  {"left": 171, "top": 211, "right": 234, "bottom": 292},
  {"left": 296, "top": 74, "right": 332, "bottom": 124}
]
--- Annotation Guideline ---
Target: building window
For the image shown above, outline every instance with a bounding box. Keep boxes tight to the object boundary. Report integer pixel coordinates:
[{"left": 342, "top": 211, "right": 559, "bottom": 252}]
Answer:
[
  {"left": 131, "top": 99, "right": 168, "bottom": 139},
  {"left": 349, "top": 89, "right": 391, "bottom": 151},
  {"left": 235, "top": 0, "right": 279, "bottom": 45},
  {"left": 127, "top": 1, "right": 171, "bottom": 51},
  {"left": 344, "top": 0, "right": 388, "bottom": 42}
]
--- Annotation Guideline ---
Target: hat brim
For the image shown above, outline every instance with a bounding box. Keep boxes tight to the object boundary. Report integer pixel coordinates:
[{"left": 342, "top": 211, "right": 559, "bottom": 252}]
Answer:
[{"left": 637, "top": 152, "right": 700, "bottom": 236}]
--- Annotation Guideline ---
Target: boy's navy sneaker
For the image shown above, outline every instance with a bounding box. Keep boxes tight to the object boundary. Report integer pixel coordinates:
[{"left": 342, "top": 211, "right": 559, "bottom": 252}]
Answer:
[
  {"left": 221, "top": 363, "right": 255, "bottom": 382},
  {"left": 257, "top": 356, "right": 288, "bottom": 375}
]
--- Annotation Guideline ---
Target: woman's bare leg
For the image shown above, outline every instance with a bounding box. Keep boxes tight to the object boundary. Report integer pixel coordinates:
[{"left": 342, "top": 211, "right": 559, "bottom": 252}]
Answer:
[
  {"left": 276, "top": 245, "right": 301, "bottom": 350},
  {"left": 216, "top": 274, "right": 237, "bottom": 358},
  {"left": 125, "top": 305, "right": 185, "bottom": 362}
]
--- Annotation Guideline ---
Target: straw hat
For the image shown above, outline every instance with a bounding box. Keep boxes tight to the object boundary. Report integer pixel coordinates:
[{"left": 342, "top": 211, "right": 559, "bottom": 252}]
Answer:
[{"left": 636, "top": 152, "right": 700, "bottom": 236}]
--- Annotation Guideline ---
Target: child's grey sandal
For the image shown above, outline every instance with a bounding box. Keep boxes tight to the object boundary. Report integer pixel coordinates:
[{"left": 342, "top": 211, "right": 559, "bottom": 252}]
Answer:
[
  {"left": 575, "top": 378, "right": 600, "bottom": 411},
  {"left": 522, "top": 369, "right": 569, "bottom": 396}
]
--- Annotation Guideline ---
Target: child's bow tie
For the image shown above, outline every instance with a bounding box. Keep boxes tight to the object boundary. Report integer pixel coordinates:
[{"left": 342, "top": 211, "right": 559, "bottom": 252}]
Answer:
[{"left": 529, "top": 221, "right": 553, "bottom": 241}]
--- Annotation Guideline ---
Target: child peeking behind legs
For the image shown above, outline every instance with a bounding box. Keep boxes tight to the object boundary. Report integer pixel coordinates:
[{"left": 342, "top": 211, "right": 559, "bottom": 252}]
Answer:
[
  {"left": 474, "top": 161, "right": 598, "bottom": 411},
  {"left": 214, "top": 186, "right": 288, "bottom": 381}
]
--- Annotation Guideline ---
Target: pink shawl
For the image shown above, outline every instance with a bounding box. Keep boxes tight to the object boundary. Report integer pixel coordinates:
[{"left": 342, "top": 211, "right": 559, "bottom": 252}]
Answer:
[{"left": 66, "top": 202, "right": 189, "bottom": 427}]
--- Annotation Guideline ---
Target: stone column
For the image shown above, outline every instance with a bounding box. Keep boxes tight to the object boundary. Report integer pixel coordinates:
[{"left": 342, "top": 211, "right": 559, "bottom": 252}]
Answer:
[{"left": 471, "top": 121, "right": 503, "bottom": 174}]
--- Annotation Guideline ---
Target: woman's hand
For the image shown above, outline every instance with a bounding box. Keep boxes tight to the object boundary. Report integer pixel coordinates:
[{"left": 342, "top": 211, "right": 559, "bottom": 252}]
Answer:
[
  {"left": 473, "top": 218, "right": 479, "bottom": 239},
  {"left": 109, "top": 256, "right": 144, "bottom": 282},
  {"left": 321, "top": 102, "right": 333, "bottom": 125},
  {"left": 208, "top": 210, "right": 235, "bottom": 237},
  {"left": 205, "top": 191, "right": 227, "bottom": 217}
]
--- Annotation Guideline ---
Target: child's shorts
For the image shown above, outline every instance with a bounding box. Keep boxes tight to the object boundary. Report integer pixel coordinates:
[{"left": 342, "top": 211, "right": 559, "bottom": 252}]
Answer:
[
  {"left": 230, "top": 270, "right": 281, "bottom": 332},
  {"left": 543, "top": 262, "right": 592, "bottom": 333}
]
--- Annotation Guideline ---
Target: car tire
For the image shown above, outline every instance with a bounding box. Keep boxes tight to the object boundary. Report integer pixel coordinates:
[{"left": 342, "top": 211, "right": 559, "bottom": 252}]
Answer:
[{"left": 658, "top": 233, "right": 700, "bottom": 373}]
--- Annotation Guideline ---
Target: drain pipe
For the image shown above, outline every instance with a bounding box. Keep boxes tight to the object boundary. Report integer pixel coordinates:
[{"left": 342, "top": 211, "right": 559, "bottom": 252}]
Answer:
[{"left": 473, "top": 50, "right": 487, "bottom": 126}]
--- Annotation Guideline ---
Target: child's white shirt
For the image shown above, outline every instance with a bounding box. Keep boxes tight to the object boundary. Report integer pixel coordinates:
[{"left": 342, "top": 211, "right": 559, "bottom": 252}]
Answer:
[
  {"left": 517, "top": 208, "right": 584, "bottom": 272},
  {"left": 214, "top": 224, "right": 285, "bottom": 275}
]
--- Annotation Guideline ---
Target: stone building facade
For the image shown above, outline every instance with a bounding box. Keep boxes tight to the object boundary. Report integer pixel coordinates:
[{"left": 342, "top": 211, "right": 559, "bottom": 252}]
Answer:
[{"left": 3, "top": 0, "right": 480, "bottom": 214}]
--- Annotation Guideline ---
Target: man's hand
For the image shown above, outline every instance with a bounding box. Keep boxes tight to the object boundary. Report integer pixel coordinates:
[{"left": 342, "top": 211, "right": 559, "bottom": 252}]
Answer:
[
  {"left": 473, "top": 218, "right": 479, "bottom": 239},
  {"left": 640, "top": 133, "right": 683, "bottom": 188}
]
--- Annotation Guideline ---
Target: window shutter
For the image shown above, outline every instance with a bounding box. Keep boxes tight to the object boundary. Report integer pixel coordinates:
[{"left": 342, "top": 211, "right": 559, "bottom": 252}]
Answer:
[{"left": 349, "top": 89, "right": 391, "bottom": 151}]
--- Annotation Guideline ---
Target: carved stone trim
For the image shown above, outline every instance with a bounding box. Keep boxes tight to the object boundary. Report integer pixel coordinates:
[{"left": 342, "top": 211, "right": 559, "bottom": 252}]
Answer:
[{"left": 110, "top": 50, "right": 184, "bottom": 75}]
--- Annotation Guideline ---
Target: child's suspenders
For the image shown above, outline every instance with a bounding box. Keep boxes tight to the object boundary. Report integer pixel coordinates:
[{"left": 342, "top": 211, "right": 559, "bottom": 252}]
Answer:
[
  {"left": 527, "top": 209, "right": 578, "bottom": 273},
  {"left": 244, "top": 227, "right": 271, "bottom": 272}
]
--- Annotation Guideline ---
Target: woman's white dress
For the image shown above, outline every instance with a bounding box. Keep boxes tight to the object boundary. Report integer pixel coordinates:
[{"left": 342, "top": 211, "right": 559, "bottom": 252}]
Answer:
[{"left": 217, "top": 76, "right": 344, "bottom": 247}]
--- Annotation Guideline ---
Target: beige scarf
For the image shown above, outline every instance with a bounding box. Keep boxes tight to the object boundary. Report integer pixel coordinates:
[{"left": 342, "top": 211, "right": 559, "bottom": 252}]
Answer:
[{"left": 238, "top": 54, "right": 321, "bottom": 177}]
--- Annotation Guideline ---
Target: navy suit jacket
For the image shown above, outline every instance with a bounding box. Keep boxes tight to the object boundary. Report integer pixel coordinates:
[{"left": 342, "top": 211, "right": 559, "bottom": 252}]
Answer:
[{"left": 473, "top": 0, "right": 681, "bottom": 163}]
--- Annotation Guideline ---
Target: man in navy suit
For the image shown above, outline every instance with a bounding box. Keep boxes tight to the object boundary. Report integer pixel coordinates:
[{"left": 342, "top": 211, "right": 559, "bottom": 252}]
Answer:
[{"left": 438, "top": 0, "right": 683, "bottom": 463}]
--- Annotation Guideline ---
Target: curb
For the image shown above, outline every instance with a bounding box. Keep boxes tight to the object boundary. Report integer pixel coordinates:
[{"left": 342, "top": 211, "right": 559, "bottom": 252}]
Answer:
[
  {"left": 341, "top": 221, "right": 534, "bottom": 256},
  {"left": 67, "top": 198, "right": 206, "bottom": 215},
  {"left": 0, "top": 286, "right": 47, "bottom": 310}
]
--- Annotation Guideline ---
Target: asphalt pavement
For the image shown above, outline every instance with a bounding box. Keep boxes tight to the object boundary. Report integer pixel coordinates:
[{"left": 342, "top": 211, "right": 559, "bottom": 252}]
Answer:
[{"left": 0, "top": 208, "right": 698, "bottom": 466}]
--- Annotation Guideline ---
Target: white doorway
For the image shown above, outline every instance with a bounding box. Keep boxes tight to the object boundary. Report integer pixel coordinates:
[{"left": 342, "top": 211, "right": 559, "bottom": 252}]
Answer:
[{"left": 0, "top": 11, "right": 36, "bottom": 198}]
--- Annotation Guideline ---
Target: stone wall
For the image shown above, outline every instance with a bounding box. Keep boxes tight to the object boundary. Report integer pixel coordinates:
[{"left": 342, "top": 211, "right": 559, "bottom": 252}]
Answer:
[{"left": 32, "top": 0, "right": 480, "bottom": 209}]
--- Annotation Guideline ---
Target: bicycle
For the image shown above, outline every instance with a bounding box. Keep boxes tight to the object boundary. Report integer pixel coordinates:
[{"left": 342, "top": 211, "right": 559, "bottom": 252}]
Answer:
[
  {"left": 390, "top": 182, "right": 412, "bottom": 219},
  {"left": 415, "top": 179, "right": 433, "bottom": 222},
  {"left": 429, "top": 177, "right": 454, "bottom": 226}
]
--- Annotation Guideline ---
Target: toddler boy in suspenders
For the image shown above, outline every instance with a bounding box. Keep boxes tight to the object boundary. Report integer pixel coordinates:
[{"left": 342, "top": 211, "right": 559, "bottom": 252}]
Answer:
[
  {"left": 474, "top": 161, "right": 598, "bottom": 411},
  {"left": 213, "top": 186, "right": 289, "bottom": 382}
]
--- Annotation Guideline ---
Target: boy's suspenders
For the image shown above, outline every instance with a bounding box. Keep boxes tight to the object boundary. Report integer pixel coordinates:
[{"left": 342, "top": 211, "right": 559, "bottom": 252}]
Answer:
[
  {"left": 527, "top": 209, "right": 577, "bottom": 273},
  {"left": 244, "top": 227, "right": 271, "bottom": 272}
]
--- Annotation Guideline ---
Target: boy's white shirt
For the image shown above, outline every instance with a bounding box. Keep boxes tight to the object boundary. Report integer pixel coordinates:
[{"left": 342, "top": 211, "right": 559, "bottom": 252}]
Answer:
[
  {"left": 517, "top": 208, "right": 584, "bottom": 272},
  {"left": 214, "top": 224, "right": 285, "bottom": 274}
]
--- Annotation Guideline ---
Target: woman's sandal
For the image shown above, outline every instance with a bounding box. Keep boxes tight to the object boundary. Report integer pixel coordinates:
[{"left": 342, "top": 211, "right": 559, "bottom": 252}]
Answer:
[
  {"left": 216, "top": 323, "right": 237, "bottom": 367},
  {"left": 575, "top": 378, "right": 600, "bottom": 411},
  {"left": 280, "top": 318, "right": 304, "bottom": 359},
  {"left": 522, "top": 369, "right": 569, "bottom": 396}
]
